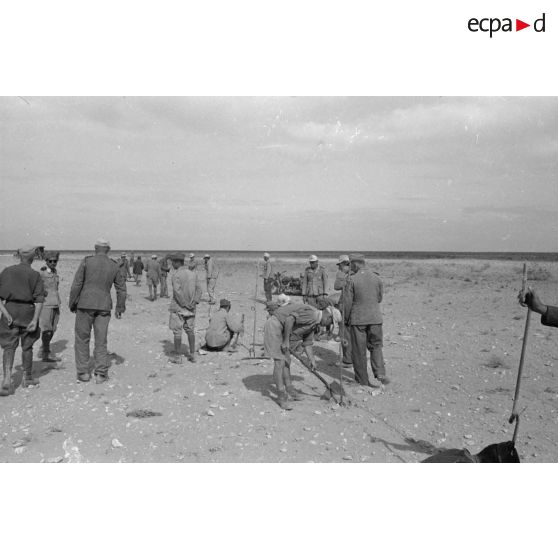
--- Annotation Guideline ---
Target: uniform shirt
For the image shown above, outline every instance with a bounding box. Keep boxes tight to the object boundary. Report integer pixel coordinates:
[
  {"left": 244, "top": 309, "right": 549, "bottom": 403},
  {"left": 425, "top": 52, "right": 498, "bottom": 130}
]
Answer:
[
  {"left": 343, "top": 267, "right": 383, "bottom": 325},
  {"left": 40, "top": 268, "right": 61, "bottom": 307},
  {"left": 145, "top": 260, "right": 161, "bottom": 281},
  {"left": 302, "top": 265, "right": 328, "bottom": 296},
  {"left": 204, "top": 258, "right": 219, "bottom": 279},
  {"left": 160, "top": 259, "right": 170, "bottom": 273},
  {"left": 169, "top": 266, "right": 202, "bottom": 314},
  {"left": 274, "top": 303, "right": 321, "bottom": 327},
  {"left": 0, "top": 263, "right": 45, "bottom": 304},
  {"left": 188, "top": 259, "right": 197, "bottom": 271},
  {"left": 69, "top": 254, "right": 127, "bottom": 312},
  {"left": 205, "top": 308, "right": 242, "bottom": 347},
  {"left": 263, "top": 260, "right": 273, "bottom": 279},
  {"left": 132, "top": 259, "right": 144, "bottom": 274}
]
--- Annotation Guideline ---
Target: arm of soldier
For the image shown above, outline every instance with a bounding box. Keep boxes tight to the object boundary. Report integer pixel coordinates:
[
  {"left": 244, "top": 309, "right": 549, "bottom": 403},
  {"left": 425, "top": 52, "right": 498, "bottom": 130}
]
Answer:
[
  {"left": 322, "top": 268, "right": 328, "bottom": 292},
  {"left": 343, "top": 281, "right": 354, "bottom": 324},
  {"left": 0, "top": 299, "right": 13, "bottom": 326},
  {"left": 301, "top": 271, "right": 308, "bottom": 302},
  {"left": 304, "top": 344, "right": 317, "bottom": 369},
  {"left": 26, "top": 273, "right": 45, "bottom": 331},
  {"left": 282, "top": 316, "right": 295, "bottom": 352},
  {"left": 114, "top": 266, "right": 127, "bottom": 317},
  {"left": 226, "top": 313, "right": 244, "bottom": 334},
  {"left": 193, "top": 275, "right": 203, "bottom": 305},
  {"left": 26, "top": 302, "right": 43, "bottom": 332},
  {"left": 69, "top": 259, "right": 86, "bottom": 312}
]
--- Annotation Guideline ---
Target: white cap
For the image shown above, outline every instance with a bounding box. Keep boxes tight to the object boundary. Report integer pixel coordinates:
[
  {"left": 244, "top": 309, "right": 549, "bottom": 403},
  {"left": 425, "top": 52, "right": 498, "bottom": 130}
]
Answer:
[
  {"left": 189, "top": 253, "right": 195, "bottom": 258},
  {"left": 277, "top": 293, "right": 291, "bottom": 306},
  {"left": 151, "top": 254, "right": 157, "bottom": 259},
  {"left": 308, "top": 254, "right": 318, "bottom": 262},
  {"left": 337, "top": 254, "right": 350, "bottom": 265},
  {"left": 263, "top": 252, "right": 270, "bottom": 258},
  {"left": 95, "top": 238, "right": 110, "bottom": 247},
  {"left": 204, "top": 254, "right": 210, "bottom": 258}
]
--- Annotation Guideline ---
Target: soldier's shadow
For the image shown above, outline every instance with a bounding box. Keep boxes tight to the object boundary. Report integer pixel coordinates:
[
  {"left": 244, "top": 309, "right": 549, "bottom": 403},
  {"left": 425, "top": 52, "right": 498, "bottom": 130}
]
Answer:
[
  {"left": 242, "top": 373, "right": 304, "bottom": 401},
  {"left": 311, "top": 345, "right": 355, "bottom": 383},
  {"left": 159, "top": 339, "right": 175, "bottom": 358}
]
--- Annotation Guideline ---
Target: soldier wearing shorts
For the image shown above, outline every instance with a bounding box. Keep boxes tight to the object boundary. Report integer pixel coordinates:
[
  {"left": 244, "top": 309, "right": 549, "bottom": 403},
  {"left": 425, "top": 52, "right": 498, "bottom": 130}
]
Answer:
[
  {"left": 39, "top": 250, "right": 62, "bottom": 363},
  {"left": 0, "top": 245, "right": 45, "bottom": 395},
  {"left": 168, "top": 253, "right": 202, "bottom": 364}
]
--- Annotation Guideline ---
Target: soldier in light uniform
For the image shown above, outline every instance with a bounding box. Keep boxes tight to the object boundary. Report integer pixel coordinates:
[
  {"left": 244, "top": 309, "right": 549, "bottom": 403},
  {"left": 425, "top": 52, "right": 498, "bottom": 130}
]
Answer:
[
  {"left": 0, "top": 245, "right": 45, "bottom": 395},
  {"left": 119, "top": 253, "right": 132, "bottom": 280},
  {"left": 343, "top": 253, "right": 388, "bottom": 388},
  {"left": 159, "top": 255, "right": 170, "bottom": 298},
  {"left": 69, "top": 238, "right": 126, "bottom": 383},
  {"left": 261, "top": 252, "right": 273, "bottom": 302},
  {"left": 203, "top": 254, "right": 219, "bottom": 305},
  {"left": 168, "top": 252, "right": 202, "bottom": 364},
  {"left": 38, "top": 250, "right": 62, "bottom": 363},
  {"left": 145, "top": 254, "right": 161, "bottom": 301},
  {"left": 205, "top": 298, "right": 244, "bottom": 351},
  {"left": 132, "top": 256, "right": 144, "bottom": 286},
  {"left": 188, "top": 253, "right": 197, "bottom": 271},
  {"left": 302, "top": 254, "right": 328, "bottom": 308},
  {"left": 334, "top": 254, "right": 352, "bottom": 367}
]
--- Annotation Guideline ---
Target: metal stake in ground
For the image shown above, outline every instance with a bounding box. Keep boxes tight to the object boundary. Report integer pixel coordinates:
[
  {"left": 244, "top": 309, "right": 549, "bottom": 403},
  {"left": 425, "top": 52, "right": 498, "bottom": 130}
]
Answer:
[
  {"left": 242, "top": 263, "right": 267, "bottom": 360},
  {"left": 509, "top": 262, "right": 531, "bottom": 444}
]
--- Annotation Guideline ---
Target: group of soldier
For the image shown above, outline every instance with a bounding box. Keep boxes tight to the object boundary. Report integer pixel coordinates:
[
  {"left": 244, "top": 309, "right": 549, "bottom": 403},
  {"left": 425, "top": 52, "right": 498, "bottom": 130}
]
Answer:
[{"left": 1, "top": 242, "right": 554, "bottom": 416}]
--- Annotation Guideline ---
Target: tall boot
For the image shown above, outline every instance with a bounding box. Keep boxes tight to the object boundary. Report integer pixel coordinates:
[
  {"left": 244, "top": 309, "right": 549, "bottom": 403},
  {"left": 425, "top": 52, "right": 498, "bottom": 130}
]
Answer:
[
  {"left": 1, "top": 349, "right": 15, "bottom": 396},
  {"left": 21, "top": 349, "right": 39, "bottom": 387},
  {"left": 169, "top": 335, "right": 183, "bottom": 364},
  {"left": 186, "top": 331, "right": 196, "bottom": 362},
  {"left": 41, "top": 331, "right": 60, "bottom": 362}
]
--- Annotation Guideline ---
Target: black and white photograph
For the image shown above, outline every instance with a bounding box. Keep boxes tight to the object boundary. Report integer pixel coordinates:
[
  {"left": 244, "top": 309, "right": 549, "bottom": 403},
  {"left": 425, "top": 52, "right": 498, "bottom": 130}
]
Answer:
[{"left": 1, "top": 96, "right": 557, "bottom": 464}]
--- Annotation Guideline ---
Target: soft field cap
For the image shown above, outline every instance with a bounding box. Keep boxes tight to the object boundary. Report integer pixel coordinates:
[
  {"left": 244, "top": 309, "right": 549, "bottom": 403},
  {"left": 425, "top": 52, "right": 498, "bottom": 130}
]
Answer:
[
  {"left": 308, "top": 254, "right": 318, "bottom": 262},
  {"left": 277, "top": 293, "right": 291, "bottom": 306},
  {"left": 189, "top": 253, "right": 195, "bottom": 258},
  {"left": 263, "top": 252, "right": 270, "bottom": 258},
  {"left": 95, "top": 238, "right": 110, "bottom": 247},
  {"left": 337, "top": 255, "right": 350, "bottom": 265},
  {"left": 18, "top": 244, "right": 38, "bottom": 256}
]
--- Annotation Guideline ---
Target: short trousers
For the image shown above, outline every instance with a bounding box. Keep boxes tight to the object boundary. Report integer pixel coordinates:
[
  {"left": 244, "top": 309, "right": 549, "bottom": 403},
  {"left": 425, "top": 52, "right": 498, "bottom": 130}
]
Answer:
[
  {"left": 39, "top": 307, "right": 60, "bottom": 332},
  {"left": 0, "top": 316, "right": 41, "bottom": 350},
  {"left": 169, "top": 311, "right": 195, "bottom": 335}
]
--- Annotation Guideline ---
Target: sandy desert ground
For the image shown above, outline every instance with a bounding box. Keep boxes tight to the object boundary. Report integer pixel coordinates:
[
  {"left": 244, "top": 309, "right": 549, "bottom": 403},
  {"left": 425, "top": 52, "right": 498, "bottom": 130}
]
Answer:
[{"left": 0, "top": 254, "right": 557, "bottom": 463}]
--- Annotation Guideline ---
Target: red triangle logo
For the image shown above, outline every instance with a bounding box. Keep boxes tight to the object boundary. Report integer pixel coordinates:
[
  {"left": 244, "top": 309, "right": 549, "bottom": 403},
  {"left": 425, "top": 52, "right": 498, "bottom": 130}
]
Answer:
[{"left": 516, "top": 19, "right": 530, "bottom": 31}]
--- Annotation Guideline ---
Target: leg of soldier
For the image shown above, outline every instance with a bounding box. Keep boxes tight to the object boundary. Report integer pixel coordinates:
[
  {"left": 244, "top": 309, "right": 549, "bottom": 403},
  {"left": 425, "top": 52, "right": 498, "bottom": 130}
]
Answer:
[
  {"left": 340, "top": 321, "right": 353, "bottom": 365},
  {"left": 148, "top": 280, "right": 154, "bottom": 301},
  {"left": 153, "top": 281, "right": 158, "bottom": 301},
  {"left": 92, "top": 311, "right": 111, "bottom": 381},
  {"left": 264, "top": 279, "right": 272, "bottom": 301},
  {"left": 367, "top": 324, "right": 387, "bottom": 383},
  {"left": 183, "top": 316, "right": 196, "bottom": 363},
  {"left": 75, "top": 309, "right": 94, "bottom": 381},
  {"left": 283, "top": 354, "right": 303, "bottom": 401},
  {"left": 168, "top": 312, "right": 183, "bottom": 364},
  {"left": 21, "top": 326, "right": 41, "bottom": 387},
  {"left": 160, "top": 275, "right": 168, "bottom": 297},
  {"left": 273, "top": 358, "right": 293, "bottom": 410},
  {"left": 350, "top": 324, "right": 371, "bottom": 386},
  {"left": 1, "top": 347, "right": 16, "bottom": 395},
  {"left": 207, "top": 278, "right": 216, "bottom": 304}
]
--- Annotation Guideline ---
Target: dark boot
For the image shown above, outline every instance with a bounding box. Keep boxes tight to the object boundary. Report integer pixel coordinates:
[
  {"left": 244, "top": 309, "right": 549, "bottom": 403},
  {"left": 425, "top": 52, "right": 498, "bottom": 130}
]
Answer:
[
  {"left": 21, "top": 350, "right": 39, "bottom": 388},
  {"left": 277, "top": 391, "right": 294, "bottom": 410}
]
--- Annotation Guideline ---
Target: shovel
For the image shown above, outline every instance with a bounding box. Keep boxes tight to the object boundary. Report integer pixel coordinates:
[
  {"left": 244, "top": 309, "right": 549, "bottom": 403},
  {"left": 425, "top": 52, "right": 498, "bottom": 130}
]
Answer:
[{"left": 290, "top": 351, "right": 342, "bottom": 404}]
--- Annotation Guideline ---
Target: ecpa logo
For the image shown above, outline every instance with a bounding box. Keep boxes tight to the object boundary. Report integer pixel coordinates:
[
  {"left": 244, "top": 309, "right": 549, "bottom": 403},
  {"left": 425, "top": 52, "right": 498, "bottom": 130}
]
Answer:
[{"left": 468, "top": 13, "right": 546, "bottom": 37}]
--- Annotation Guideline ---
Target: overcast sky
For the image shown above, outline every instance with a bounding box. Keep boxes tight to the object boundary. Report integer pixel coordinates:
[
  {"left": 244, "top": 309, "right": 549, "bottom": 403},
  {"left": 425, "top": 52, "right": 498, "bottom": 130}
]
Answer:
[{"left": 1, "top": 96, "right": 557, "bottom": 252}]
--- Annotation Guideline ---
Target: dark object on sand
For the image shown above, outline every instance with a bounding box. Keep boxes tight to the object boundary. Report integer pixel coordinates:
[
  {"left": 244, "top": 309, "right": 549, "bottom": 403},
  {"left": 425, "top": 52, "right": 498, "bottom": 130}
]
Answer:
[
  {"left": 271, "top": 271, "right": 303, "bottom": 296},
  {"left": 126, "top": 409, "right": 163, "bottom": 418},
  {"left": 422, "top": 441, "right": 520, "bottom": 463}
]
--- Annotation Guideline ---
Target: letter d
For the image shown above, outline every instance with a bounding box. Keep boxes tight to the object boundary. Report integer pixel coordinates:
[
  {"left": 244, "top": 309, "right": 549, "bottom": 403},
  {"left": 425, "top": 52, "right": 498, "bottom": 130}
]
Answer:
[{"left": 534, "top": 13, "right": 545, "bottom": 32}]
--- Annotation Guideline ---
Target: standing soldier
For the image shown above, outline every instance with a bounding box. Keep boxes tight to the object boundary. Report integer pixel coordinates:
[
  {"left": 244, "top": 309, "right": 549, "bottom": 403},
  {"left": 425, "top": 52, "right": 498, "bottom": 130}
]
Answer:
[
  {"left": 203, "top": 254, "right": 219, "bottom": 305},
  {"left": 129, "top": 252, "right": 135, "bottom": 276},
  {"left": 188, "top": 253, "right": 197, "bottom": 271},
  {"left": 132, "top": 255, "right": 144, "bottom": 286},
  {"left": 119, "top": 253, "right": 131, "bottom": 281},
  {"left": 145, "top": 255, "right": 161, "bottom": 301},
  {"left": 0, "top": 245, "right": 45, "bottom": 395},
  {"left": 69, "top": 238, "right": 126, "bottom": 384},
  {"left": 38, "top": 250, "right": 62, "bottom": 363},
  {"left": 334, "top": 255, "right": 352, "bottom": 367},
  {"left": 261, "top": 252, "right": 273, "bottom": 302},
  {"left": 160, "top": 255, "right": 170, "bottom": 298},
  {"left": 302, "top": 254, "right": 328, "bottom": 308},
  {"left": 343, "top": 253, "right": 388, "bottom": 388},
  {"left": 168, "top": 253, "right": 202, "bottom": 364}
]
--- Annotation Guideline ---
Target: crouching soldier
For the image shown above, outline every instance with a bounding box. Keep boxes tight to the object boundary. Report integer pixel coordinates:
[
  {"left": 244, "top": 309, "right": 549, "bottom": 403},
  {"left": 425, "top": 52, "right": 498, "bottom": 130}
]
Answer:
[
  {"left": 205, "top": 299, "right": 244, "bottom": 351},
  {"left": 39, "top": 250, "right": 62, "bottom": 363},
  {"left": 0, "top": 245, "right": 45, "bottom": 395}
]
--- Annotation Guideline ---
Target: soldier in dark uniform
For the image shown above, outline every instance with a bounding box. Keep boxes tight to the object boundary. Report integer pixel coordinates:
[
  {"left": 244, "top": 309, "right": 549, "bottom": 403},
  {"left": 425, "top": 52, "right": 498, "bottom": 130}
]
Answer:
[
  {"left": 132, "top": 256, "right": 144, "bottom": 286},
  {"left": 343, "top": 253, "right": 388, "bottom": 388},
  {"left": 69, "top": 238, "right": 126, "bottom": 383},
  {"left": 38, "top": 250, "right": 62, "bottom": 363},
  {"left": 302, "top": 254, "right": 328, "bottom": 308},
  {"left": 0, "top": 245, "right": 45, "bottom": 395},
  {"left": 160, "top": 255, "right": 170, "bottom": 298},
  {"left": 145, "top": 255, "right": 161, "bottom": 301},
  {"left": 334, "top": 254, "right": 352, "bottom": 367},
  {"left": 119, "top": 253, "right": 132, "bottom": 280},
  {"left": 261, "top": 252, "right": 273, "bottom": 302}
]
